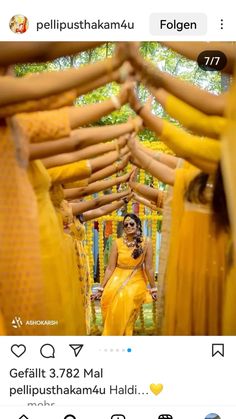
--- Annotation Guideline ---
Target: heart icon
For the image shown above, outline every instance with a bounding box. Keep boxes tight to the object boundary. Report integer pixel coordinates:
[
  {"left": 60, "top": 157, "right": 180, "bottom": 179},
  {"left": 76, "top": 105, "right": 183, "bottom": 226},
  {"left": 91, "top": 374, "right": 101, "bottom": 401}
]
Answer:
[
  {"left": 11, "top": 344, "right": 26, "bottom": 358},
  {"left": 150, "top": 383, "right": 163, "bottom": 396}
]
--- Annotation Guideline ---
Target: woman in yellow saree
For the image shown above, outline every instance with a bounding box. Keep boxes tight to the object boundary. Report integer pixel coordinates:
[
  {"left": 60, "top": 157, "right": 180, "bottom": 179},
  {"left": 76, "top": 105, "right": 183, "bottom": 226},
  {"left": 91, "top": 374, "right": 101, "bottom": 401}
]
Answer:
[{"left": 92, "top": 214, "right": 157, "bottom": 336}]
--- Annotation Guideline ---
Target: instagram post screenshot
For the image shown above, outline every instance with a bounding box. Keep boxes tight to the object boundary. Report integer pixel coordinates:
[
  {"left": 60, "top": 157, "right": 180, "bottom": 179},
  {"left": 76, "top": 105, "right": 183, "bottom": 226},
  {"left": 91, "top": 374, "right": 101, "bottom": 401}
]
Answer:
[{"left": 0, "top": 1, "right": 236, "bottom": 418}]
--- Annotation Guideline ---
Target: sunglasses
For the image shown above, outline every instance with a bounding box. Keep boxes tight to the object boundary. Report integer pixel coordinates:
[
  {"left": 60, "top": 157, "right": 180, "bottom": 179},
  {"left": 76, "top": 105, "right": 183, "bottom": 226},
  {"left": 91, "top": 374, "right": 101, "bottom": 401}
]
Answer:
[{"left": 124, "top": 221, "right": 135, "bottom": 228}]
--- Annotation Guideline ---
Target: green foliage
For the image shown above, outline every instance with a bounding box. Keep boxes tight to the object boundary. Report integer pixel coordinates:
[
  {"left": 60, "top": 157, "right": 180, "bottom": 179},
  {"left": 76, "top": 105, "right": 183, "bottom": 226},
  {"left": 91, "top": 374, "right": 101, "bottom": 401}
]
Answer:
[{"left": 14, "top": 42, "right": 221, "bottom": 143}]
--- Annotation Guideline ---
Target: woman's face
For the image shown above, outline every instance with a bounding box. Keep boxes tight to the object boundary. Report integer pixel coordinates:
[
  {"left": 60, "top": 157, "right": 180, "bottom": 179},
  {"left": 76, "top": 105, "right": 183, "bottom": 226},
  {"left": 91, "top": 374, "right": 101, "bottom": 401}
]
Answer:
[{"left": 123, "top": 217, "right": 137, "bottom": 236}]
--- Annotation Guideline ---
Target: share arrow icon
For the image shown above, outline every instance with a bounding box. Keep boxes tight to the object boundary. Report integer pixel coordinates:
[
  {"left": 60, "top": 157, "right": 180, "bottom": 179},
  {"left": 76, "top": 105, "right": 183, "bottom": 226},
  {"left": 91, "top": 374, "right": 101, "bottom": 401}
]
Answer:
[{"left": 69, "top": 344, "right": 84, "bottom": 357}]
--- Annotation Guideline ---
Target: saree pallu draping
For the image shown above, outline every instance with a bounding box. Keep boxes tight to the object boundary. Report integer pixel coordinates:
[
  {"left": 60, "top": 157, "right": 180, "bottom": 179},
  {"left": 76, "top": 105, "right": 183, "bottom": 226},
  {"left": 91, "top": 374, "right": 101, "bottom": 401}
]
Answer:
[{"left": 101, "top": 238, "right": 148, "bottom": 336}]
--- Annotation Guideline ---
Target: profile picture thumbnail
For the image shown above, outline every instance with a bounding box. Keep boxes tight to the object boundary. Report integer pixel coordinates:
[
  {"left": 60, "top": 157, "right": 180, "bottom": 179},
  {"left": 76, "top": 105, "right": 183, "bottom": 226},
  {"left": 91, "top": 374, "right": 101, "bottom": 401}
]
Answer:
[
  {"left": 204, "top": 414, "right": 221, "bottom": 419},
  {"left": 9, "top": 15, "right": 29, "bottom": 34}
]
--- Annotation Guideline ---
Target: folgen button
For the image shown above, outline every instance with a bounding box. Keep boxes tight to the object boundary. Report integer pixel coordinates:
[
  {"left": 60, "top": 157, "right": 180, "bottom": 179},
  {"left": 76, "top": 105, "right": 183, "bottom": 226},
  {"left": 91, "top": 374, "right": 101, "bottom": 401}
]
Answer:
[{"left": 150, "top": 13, "right": 207, "bottom": 36}]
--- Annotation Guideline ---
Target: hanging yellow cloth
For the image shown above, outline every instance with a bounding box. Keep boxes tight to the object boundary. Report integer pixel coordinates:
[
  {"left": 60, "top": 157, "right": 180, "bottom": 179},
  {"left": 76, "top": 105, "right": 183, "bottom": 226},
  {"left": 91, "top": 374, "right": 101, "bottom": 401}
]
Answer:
[
  {"left": 221, "top": 73, "right": 236, "bottom": 335},
  {"left": 28, "top": 160, "right": 75, "bottom": 335},
  {"left": 163, "top": 168, "right": 228, "bottom": 335},
  {"left": 48, "top": 159, "right": 92, "bottom": 336},
  {"left": 69, "top": 218, "right": 91, "bottom": 335},
  {"left": 101, "top": 238, "right": 148, "bottom": 336},
  {"left": 0, "top": 125, "right": 47, "bottom": 335}
]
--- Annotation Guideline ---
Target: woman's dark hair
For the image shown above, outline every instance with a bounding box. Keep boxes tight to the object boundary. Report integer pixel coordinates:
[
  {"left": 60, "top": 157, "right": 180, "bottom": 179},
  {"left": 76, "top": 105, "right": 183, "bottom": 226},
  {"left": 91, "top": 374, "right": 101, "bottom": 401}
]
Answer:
[
  {"left": 185, "top": 165, "right": 230, "bottom": 232},
  {"left": 212, "top": 164, "right": 230, "bottom": 232},
  {"left": 185, "top": 172, "right": 209, "bottom": 204},
  {"left": 123, "top": 213, "right": 143, "bottom": 259}
]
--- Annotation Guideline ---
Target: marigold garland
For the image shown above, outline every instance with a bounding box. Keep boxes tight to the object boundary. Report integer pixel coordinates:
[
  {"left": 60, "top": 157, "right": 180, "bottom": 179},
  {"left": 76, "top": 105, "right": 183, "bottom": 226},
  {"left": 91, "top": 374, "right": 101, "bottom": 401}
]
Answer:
[{"left": 98, "top": 219, "right": 105, "bottom": 283}]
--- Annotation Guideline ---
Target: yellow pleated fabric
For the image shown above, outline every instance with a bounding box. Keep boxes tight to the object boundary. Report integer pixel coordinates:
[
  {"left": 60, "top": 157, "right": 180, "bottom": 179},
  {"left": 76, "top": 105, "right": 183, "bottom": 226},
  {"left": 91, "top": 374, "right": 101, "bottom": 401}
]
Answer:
[
  {"left": 223, "top": 263, "right": 236, "bottom": 335},
  {"left": 48, "top": 160, "right": 91, "bottom": 185},
  {"left": 101, "top": 238, "right": 148, "bottom": 336},
  {"left": 48, "top": 161, "right": 92, "bottom": 334},
  {"left": 161, "top": 120, "right": 221, "bottom": 172},
  {"left": 49, "top": 185, "right": 84, "bottom": 335},
  {"left": 0, "top": 125, "right": 47, "bottom": 335},
  {"left": 28, "top": 160, "right": 75, "bottom": 335},
  {"left": 0, "top": 310, "right": 6, "bottom": 335},
  {"left": 49, "top": 184, "right": 90, "bottom": 335},
  {"left": 166, "top": 93, "right": 226, "bottom": 138},
  {"left": 156, "top": 186, "right": 173, "bottom": 334},
  {"left": 163, "top": 168, "right": 228, "bottom": 335},
  {"left": 221, "top": 72, "right": 236, "bottom": 334},
  {"left": 0, "top": 89, "right": 76, "bottom": 118}
]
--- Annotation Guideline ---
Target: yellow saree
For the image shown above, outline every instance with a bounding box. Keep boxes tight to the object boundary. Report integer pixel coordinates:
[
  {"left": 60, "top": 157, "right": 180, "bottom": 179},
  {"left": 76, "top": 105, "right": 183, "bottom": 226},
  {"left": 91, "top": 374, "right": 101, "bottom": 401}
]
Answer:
[{"left": 101, "top": 238, "right": 148, "bottom": 336}]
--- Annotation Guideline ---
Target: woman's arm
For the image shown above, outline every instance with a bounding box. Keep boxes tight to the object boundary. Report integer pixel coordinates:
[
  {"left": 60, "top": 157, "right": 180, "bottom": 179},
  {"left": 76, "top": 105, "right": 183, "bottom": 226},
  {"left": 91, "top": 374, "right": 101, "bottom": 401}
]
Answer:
[
  {"left": 138, "top": 142, "right": 178, "bottom": 169},
  {"left": 64, "top": 172, "right": 131, "bottom": 200},
  {"left": 128, "top": 136, "right": 175, "bottom": 185},
  {"left": 130, "top": 179, "right": 159, "bottom": 203},
  {"left": 69, "top": 117, "right": 142, "bottom": 149},
  {"left": 0, "top": 42, "right": 103, "bottom": 66},
  {"left": 132, "top": 193, "right": 158, "bottom": 211},
  {"left": 83, "top": 200, "right": 124, "bottom": 221},
  {"left": 43, "top": 144, "right": 129, "bottom": 170},
  {"left": 127, "top": 44, "right": 226, "bottom": 116},
  {"left": 40, "top": 136, "right": 127, "bottom": 166},
  {"left": 68, "top": 82, "right": 131, "bottom": 129},
  {"left": 161, "top": 41, "right": 235, "bottom": 74},
  {"left": 88, "top": 153, "right": 130, "bottom": 184},
  {"left": 152, "top": 88, "right": 226, "bottom": 138},
  {"left": 29, "top": 133, "right": 127, "bottom": 161},
  {"left": 71, "top": 189, "right": 129, "bottom": 215},
  {"left": 75, "top": 64, "right": 132, "bottom": 97},
  {"left": 128, "top": 91, "right": 220, "bottom": 172},
  {"left": 0, "top": 52, "right": 123, "bottom": 107},
  {"left": 144, "top": 239, "right": 157, "bottom": 300}
]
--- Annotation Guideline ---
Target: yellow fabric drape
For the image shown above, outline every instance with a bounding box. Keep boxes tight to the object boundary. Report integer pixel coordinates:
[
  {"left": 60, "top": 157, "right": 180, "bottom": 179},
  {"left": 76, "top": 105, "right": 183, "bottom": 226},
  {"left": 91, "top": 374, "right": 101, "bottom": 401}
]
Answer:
[
  {"left": 101, "top": 238, "right": 148, "bottom": 336},
  {"left": 163, "top": 167, "right": 228, "bottom": 335},
  {"left": 221, "top": 73, "right": 236, "bottom": 335},
  {"left": 0, "top": 126, "right": 47, "bottom": 335}
]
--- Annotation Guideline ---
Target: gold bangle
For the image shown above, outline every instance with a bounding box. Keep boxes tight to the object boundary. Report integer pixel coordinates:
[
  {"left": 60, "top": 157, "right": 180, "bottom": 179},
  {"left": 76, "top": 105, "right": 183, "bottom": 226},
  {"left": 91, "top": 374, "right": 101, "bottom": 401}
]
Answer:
[
  {"left": 119, "top": 62, "right": 129, "bottom": 82},
  {"left": 154, "top": 151, "right": 162, "bottom": 162},
  {"left": 111, "top": 95, "right": 121, "bottom": 110},
  {"left": 114, "top": 161, "right": 121, "bottom": 171},
  {"left": 114, "top": 139, "right": 120, "bottom": 157}
]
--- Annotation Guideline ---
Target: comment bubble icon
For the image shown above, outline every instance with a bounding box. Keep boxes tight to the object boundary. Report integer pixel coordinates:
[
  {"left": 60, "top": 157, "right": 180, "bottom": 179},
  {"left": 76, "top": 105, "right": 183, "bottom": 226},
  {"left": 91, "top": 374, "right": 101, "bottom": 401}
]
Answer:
[{"left": 40, "top": 343, "right": 55, "bottom": 359}]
